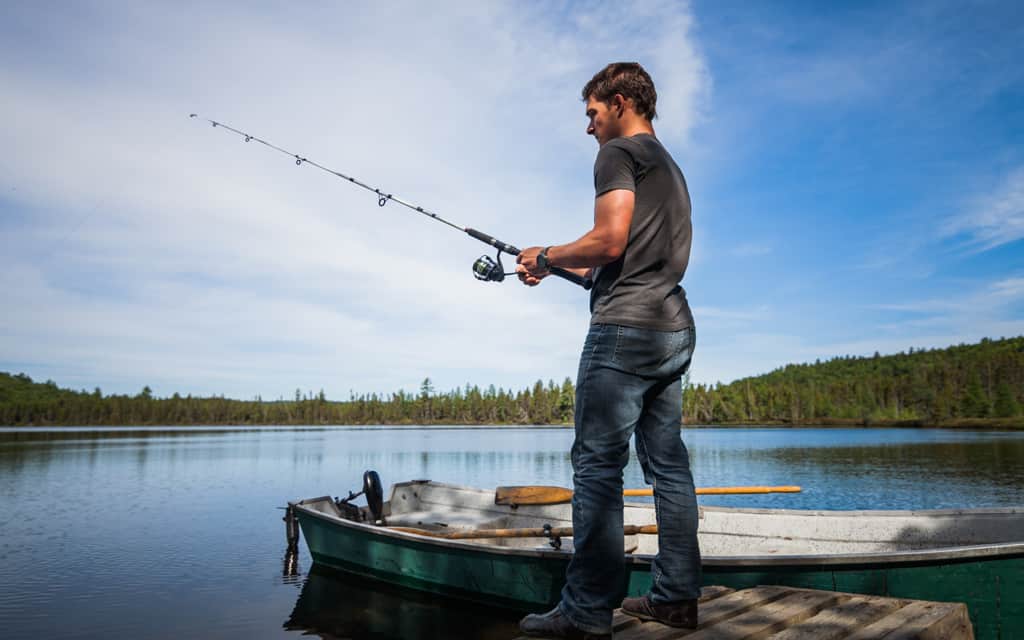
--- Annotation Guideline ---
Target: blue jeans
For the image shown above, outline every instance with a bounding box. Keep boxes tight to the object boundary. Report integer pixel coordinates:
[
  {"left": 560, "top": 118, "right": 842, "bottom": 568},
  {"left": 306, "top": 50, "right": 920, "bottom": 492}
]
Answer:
[{"left": 559, "top": 323, "right": 701, "bottom": 634}]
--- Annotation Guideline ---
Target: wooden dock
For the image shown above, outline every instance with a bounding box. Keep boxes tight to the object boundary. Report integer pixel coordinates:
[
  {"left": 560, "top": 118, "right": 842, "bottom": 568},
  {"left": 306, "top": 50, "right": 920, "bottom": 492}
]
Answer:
[{"left": 515, "top": 585, "right": 974, "bottom": 639}]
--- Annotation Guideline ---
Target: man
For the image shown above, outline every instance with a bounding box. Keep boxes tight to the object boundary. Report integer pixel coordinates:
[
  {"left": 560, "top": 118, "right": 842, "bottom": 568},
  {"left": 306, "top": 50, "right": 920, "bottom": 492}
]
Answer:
[{"left": 516, "top": 62, "right": 701, "bottom": 639}]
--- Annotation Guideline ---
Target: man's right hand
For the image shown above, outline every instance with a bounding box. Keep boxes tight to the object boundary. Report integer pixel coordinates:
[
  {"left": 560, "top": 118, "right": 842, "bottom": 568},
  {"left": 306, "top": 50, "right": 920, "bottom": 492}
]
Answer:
[{"left": 515, "top": 263, "right": 548, "bottom": 287}]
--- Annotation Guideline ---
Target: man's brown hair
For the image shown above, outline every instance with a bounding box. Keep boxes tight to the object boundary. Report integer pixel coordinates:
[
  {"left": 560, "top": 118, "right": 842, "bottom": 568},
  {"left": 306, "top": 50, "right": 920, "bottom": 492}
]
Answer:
[{"left": 581, "top": 62, "right": 658, "bottom": 121}]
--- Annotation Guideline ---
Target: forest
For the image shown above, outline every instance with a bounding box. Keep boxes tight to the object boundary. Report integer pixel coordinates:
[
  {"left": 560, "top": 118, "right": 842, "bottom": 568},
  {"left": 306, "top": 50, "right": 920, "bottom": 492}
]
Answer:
[
  {"left": 1, "top": 336, "right": 1021, "bottom": 427},
  {"left": 684, "top": 336, "right": 1023, "bottom": 427}
]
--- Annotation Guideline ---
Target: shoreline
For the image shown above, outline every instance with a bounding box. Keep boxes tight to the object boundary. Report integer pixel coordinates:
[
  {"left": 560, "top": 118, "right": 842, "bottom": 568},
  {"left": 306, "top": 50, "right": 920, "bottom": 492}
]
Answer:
[{"left": 2, "top": 420, "right": 1021, "bottom": 431}]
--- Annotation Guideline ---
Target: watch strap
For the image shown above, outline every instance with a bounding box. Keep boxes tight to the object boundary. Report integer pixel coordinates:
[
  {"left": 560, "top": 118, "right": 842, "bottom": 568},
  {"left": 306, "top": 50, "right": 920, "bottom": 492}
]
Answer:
[{"left": 538, "top": 246, "right": 552, "bottom": 270}]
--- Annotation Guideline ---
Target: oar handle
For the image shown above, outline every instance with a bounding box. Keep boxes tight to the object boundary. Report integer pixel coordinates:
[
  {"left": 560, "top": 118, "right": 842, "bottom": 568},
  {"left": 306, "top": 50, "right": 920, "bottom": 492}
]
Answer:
[
  {"left": 624, "top": 486, "right": 802, "bottom": 496},
  {"left": 694, "top": 485, "right": 802, "bottom": 495},
  {"left": 465, "top": 228, "right": 593, "bottom": 290},
  {"left": 497, "top": 484, "right": 803, "bottom": 505}
]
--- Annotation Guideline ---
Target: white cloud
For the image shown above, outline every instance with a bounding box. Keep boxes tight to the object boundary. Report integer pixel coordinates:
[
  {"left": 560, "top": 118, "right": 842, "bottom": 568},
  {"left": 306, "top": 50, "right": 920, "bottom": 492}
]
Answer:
[
  {"left": 688, "top": 273, "right": 1024, "bottom": 386},
  {"left": 0, "top": 1, "right": 709, "bottom": 398},
  {"left": 991, "top": 277, "right": 1024, "bottom": 299},
  {"left": 945, "top": 167, "right": 1024, "bottom": 252},
  {"left": 856, "top": 276, "right": 1024, "bottom": 355},
  {"left": 869, "top": 275, "right": 1024, "bottom": 315}
]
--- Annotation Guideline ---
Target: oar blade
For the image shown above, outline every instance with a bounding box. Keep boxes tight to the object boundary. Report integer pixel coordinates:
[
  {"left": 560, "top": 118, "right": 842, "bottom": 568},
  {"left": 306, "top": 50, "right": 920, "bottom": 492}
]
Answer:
[{"left": 495, "top": 485, "right": 574, "bottom": 505}]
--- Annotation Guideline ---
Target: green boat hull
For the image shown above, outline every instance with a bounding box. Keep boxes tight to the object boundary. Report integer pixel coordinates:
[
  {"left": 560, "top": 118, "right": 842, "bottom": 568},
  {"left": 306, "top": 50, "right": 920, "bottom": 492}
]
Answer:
[
  {"left": 296, "top": 505, "right": 1023, "bottom": 640},
  {"left": 299, "top": 507, "right": 569, "bottom": 609}
]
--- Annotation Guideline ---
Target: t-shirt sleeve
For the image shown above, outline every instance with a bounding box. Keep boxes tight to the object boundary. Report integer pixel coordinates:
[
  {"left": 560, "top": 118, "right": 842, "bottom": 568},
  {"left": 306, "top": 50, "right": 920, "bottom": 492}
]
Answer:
[{"left": 593, "top": 140, "right": 636, "bottom": 197}]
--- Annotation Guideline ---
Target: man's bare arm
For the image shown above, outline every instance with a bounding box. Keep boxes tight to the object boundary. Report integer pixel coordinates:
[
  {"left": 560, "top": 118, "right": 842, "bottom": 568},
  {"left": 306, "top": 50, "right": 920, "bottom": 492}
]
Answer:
[{"left": 517, "top": 189, "right": 634, "bottom": 278}]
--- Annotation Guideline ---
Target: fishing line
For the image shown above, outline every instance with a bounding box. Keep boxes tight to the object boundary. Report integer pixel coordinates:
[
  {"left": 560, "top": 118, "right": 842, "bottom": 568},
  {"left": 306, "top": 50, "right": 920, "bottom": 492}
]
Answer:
[{"left": 189, "top": 114, "right": 591, "bottom": 290}]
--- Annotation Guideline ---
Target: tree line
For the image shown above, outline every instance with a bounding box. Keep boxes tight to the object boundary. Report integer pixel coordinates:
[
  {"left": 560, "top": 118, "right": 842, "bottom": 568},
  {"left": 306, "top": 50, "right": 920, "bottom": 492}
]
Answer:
[
  {"left": 2, "top": 336, "right": 1021, "bottom": 427},
  {"left": 0, "top": 374, "right": 576, "bottom": 426},
  {"left": 684, "top": 336, "right": 1023, "bottom": 426}
]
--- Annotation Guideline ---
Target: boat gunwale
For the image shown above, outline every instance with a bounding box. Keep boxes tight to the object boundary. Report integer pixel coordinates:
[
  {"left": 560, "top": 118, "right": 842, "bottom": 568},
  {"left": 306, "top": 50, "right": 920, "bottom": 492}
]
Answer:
[
  {"left": 291, "top": 496, "right": 1024, "bottom": 568},
  {"left": 386, "top": 479, "right": 1024, "bottom": 519}
]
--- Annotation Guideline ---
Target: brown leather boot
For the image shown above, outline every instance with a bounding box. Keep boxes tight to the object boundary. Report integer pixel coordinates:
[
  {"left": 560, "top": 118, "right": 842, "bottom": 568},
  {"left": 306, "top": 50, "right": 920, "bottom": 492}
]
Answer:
[{"left": 620, "top": 595, "right": 698, "bottom": 629}]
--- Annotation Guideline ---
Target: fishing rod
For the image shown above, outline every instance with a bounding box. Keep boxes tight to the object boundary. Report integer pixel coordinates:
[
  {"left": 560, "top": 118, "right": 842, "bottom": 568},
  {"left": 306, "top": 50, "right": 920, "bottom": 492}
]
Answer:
[{"left": 189, "top": 114, "right": 592, "bottom": 290}]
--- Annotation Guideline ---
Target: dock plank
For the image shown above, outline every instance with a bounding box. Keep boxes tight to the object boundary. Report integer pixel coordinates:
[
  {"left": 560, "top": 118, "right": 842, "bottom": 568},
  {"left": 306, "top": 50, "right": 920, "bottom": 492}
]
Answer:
[
  {"left": 610, "top": 587, "right": 798, "bottom": 640},
  {"left": 698, "top": 586, "right": 736, "bottom": 602},
  {"left": 511, "top": 585, "right": 973, "bottom": 640},
  {"left": 691, "top": 585, "right": 794, "bottom": 628},
  {"left": 682, "top": 589, "right": 842, "bottom": 640},
  {"left": 844, "top": 600, "right": 975, "bottom": 640},
  {"left": 768, "top": 595, "right": 904, "bottom": 640}
]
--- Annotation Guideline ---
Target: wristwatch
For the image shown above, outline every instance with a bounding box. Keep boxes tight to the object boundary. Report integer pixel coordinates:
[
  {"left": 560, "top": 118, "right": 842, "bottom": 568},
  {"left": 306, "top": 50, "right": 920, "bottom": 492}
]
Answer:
[{"left": 537, "top": 246, "right": 552, "bottom": 270}]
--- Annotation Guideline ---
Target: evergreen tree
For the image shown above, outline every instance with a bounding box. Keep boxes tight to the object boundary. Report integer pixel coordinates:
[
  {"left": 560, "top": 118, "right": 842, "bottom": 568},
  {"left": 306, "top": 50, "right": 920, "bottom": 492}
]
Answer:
[
  {"left": 994, "top": 381, "right": 1020, "bottom": 418},
  {"left": 961, "top": 372, "right": 989, "bottom": 418}
]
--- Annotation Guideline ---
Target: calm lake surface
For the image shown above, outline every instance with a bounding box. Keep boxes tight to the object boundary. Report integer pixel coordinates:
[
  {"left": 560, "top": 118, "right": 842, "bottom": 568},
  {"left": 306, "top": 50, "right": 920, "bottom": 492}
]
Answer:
[{"left": 1, "top": 426, "right": 1022, "bottom": 639}]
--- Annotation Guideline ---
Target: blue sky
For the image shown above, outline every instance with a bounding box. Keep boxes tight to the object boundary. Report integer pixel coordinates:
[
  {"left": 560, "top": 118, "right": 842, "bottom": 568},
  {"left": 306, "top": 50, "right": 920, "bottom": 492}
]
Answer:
[{"left": 1, "top": 1, "right": 1021, "bottom": 400}]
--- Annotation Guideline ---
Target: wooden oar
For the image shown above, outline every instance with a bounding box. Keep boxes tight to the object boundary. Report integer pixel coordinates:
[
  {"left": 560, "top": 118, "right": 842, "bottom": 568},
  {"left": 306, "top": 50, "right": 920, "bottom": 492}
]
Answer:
[
  {"left": 495, "top": 484, "right": 802, "bottom": 506},
  {"left": 390, "top": 523, "right": 659, "bottom": 540}
]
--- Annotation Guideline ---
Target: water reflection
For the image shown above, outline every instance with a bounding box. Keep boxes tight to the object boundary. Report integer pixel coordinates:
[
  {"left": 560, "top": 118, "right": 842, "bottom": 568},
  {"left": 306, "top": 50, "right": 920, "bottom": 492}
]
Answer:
[
  {"left": 284, "top": 565, "right": 521, "bottom": 640},
  {"left": 283, "top": 549, "right": 302, "bottom": 582},
  {"left": 704, "top": 432, "right": 1024, "bottom": 510},
  {"left": 1, "top": 426, "right": 1022, "bottom": 639},
  {"left": 764, "top": 439, "right": 1024, "bottom": 480}
]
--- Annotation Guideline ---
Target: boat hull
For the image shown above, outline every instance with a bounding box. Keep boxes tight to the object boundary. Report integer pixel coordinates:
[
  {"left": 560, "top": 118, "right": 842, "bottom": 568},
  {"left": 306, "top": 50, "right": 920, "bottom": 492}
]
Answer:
[
  {"left": 292, "top": 486, "right": 1024, "bottom": 640},
  {"left": 298, "top": 505, "right": 571, "bottom": 609}
]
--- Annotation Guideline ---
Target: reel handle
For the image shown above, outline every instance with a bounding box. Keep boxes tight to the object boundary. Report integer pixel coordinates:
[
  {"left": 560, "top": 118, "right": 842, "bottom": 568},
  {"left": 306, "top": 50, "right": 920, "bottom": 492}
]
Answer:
[{"left": 465, "top": 228, "right": 593, "bottom": 290}]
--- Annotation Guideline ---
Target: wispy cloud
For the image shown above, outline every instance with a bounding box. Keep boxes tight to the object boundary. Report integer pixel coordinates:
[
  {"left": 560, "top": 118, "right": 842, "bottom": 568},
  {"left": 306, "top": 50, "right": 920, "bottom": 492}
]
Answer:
[
  {"left": 991, "top": 277, "right": 1024, "bottom": 299},
  {"left": 0, "top": 1, "right": 710, "bottom": 398},
  {"left": 867, "top": 275, "right": 1024, "bottom": 337},
  {"left": 944, "top": 168, "right": 1024, "bottom": 252}
]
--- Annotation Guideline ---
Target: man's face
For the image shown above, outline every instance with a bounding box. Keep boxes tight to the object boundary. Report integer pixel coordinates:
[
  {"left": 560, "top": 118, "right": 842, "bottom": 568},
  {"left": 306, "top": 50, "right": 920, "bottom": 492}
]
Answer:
[{"left": 585, "top": 95, "right": 621, "bottom": 146}]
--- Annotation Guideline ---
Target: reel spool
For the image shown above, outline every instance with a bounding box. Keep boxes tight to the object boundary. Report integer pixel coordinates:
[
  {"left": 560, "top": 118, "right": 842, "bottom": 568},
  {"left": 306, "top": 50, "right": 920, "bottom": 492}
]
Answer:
[{"left": 472, "top": 253, "right": 508, "bottom": 283}]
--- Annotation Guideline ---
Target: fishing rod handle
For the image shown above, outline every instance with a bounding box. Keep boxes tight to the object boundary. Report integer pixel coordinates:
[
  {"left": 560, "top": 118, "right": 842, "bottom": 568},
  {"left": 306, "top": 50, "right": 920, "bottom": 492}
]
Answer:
[
  {"left": 549, "top": 266, "right": 593, "bottom": 290},
  {"left": 465, "top": 228, "right": 593, "bottom": 290}
]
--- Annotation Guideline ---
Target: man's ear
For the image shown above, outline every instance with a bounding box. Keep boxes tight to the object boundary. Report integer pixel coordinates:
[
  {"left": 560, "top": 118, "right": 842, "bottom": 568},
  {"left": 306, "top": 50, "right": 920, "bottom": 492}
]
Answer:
[{"left": 612, "top": 94, "right": 626, "bottom": 117}]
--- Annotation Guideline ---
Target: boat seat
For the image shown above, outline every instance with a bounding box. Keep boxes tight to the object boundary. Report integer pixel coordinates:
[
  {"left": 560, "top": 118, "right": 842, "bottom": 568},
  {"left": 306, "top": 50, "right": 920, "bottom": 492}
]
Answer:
[{"left": 387, "top": 509, "right": 510, "bottom": 531}]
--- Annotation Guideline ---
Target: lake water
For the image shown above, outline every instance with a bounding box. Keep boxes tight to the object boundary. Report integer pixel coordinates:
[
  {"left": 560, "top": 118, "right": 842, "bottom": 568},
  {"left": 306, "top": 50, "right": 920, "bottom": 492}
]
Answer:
[{"left": 1, "top": 426, "right": 1022, "bottom": 639}]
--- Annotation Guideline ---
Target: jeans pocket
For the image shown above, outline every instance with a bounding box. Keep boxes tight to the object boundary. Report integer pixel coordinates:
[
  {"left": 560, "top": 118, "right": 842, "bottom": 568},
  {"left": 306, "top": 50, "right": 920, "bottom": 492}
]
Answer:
[{"left": 610, "top": 326, "right": 668, "bottom": 375}]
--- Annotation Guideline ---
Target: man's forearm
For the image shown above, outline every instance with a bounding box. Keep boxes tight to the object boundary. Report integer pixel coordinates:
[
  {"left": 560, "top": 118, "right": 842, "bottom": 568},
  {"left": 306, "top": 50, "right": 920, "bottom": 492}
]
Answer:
[{"left": 546, "top": 229, "right": 624, "bottom": 270}]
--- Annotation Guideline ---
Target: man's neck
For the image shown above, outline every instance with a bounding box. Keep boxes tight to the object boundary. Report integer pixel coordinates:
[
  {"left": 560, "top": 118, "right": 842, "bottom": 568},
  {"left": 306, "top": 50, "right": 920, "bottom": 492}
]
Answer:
[{"left": 618, "top": 115, "right": 655, "bottom": 139}]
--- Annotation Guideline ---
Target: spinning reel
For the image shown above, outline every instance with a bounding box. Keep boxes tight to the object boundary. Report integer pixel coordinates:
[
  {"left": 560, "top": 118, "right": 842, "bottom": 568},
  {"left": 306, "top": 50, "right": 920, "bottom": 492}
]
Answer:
[{"left": 472, "top": 252, "right": 514, "bottom": 283}]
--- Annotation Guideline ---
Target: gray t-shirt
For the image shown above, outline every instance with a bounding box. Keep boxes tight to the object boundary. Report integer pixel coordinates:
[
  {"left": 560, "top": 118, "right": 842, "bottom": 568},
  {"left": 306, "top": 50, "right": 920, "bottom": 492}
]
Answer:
[{"left": 589, "top": 133, "right": 694, "bottom": 332}]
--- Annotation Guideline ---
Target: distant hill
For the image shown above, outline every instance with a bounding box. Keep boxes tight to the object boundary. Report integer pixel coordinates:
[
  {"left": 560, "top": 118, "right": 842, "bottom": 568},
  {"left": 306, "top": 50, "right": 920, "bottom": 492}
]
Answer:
[
  {"left": 2, "top": 336, "right": 1022, "bottom": 427},
  {"left": 683, "top": 336, "right": 1023, "bottom": 427}
]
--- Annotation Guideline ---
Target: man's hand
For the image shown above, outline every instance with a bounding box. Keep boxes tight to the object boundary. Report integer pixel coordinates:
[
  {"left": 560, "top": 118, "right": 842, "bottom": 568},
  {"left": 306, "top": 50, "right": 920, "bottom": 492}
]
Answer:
[
  {"left": 516, "top": 246, "right": 549, "bottom": 287},
  {"left": 517, "top": 246, "right": 548, "bottom": 274},
  {"left": 515, "top": 263, "right": 548, "bottom": 286}
]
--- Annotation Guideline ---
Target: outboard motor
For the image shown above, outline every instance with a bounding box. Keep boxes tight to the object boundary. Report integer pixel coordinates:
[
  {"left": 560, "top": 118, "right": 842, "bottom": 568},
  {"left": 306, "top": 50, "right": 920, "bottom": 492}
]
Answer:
[
  {"left": 334, "top": 470, "right": 386, "bottom": 524},
  {"left": 363, "top": 470, "right": 384, "bottom": 524}
]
